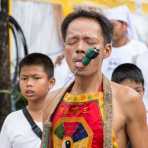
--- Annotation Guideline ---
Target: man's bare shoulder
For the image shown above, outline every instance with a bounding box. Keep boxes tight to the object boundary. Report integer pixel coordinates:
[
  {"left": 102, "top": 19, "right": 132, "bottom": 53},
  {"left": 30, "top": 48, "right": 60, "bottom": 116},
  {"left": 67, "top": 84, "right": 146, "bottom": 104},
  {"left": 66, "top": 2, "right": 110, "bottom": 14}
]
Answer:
[
  {"left": 43, "top": 88, "right": 62, "bottom": 122},
  {"left": 110, "top": 82, "right": 147, "bottom": 148},
  {"left": 111, "top": 81, "right": 146, "bottom": 121},
  {"left": 111, "top": 81, "right": 142, "bottom": 104},
  {"left": 47, "top": 89, "right": 62, "bottom": 99}
]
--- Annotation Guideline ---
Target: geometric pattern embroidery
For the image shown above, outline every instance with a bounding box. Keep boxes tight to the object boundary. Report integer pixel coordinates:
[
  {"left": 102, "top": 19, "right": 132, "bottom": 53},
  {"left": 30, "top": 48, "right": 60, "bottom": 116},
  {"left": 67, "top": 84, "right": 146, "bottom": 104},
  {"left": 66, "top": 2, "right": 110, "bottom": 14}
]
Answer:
[
  {"left": 73, "top": 123, "right": 88, "bottom": 142},
  {"left": 54, "top": 122, "right": 88, "bottom": 142},
  {"left": 52, "top": 91, "right": 117, "bottom": 147},
  {"left": 52, "top": 92, "right": 103, "bottom": 148},
  {"left": 54, "top": 123, "right": 64, "bottom": 139}
]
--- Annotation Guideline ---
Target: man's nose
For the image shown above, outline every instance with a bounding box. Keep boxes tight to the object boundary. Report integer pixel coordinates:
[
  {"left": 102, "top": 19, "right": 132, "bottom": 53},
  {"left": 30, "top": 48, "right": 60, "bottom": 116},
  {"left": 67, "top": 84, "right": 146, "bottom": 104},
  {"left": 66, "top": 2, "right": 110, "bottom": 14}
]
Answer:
[{"left": 75, "top": 40, "right": 85, "bottom": 54}]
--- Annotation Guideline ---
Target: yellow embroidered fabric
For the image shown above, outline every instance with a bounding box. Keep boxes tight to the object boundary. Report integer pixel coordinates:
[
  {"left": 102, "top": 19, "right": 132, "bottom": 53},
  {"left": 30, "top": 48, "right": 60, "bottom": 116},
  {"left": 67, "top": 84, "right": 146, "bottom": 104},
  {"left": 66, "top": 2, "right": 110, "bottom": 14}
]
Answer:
[
  {"left": 64, "top": 92, "right": 118, "bottom": 147},
  {"left": 52, "top": 92, "right": 118, "bottom": 148}
]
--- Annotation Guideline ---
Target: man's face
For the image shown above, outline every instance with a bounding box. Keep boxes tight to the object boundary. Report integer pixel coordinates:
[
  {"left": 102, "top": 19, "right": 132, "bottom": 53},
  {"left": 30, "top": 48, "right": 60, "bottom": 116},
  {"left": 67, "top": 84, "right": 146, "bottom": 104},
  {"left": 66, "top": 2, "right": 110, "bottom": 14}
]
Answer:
[
  {"left": 64, "top": 17, "right": 110, "bottom": 76},
  {"left": 111, "top": 20, "right": 127, "bottom": 43},
  {"left": 121, "top": 79, "right": 144, "bottom": 97}
]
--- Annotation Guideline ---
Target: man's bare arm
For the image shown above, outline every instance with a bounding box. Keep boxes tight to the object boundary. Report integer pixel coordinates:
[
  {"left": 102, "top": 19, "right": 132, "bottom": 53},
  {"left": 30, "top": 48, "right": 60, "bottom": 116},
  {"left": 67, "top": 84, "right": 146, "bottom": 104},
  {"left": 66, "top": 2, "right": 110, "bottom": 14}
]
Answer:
[{"left": 125, "top": 88, "right": 148, "bottom": 148}]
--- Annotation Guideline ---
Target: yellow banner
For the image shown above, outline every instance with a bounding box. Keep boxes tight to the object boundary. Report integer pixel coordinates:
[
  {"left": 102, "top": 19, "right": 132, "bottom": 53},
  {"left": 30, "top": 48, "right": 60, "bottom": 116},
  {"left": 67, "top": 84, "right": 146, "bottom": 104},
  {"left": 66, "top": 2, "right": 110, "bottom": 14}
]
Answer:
[
  {"left": 9, "top": 0, "right": 148, "bottom": 15},
  {"left": 49, "top": 0, "right": 148, "bottom": 15}
]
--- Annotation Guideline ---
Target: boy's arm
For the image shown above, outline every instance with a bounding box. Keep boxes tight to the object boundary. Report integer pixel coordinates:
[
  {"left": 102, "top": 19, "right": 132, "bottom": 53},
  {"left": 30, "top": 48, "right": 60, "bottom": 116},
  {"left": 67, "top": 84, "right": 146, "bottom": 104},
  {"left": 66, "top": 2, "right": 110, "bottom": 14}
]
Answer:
[{"left": 0, "top": 118, "right": 11, "bottom": 148}]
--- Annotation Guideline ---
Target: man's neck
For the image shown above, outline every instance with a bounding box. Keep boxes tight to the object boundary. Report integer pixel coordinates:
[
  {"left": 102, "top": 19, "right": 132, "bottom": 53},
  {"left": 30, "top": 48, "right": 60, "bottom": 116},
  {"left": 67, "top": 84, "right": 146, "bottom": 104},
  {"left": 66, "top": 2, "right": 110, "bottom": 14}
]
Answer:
[
  {"left": 71, "top": 72, "right": 102, "bottom": 94},
  {"left": 113, "top": 36, "right": 129, "bottom": 48}
]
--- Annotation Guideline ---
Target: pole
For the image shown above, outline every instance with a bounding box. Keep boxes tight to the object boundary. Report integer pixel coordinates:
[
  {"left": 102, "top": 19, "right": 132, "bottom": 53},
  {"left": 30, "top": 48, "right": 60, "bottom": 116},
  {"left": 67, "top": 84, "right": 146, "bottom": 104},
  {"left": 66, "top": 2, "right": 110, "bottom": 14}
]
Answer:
[{"left": 0, "top": 0, "right": 11, "bottom": 130}]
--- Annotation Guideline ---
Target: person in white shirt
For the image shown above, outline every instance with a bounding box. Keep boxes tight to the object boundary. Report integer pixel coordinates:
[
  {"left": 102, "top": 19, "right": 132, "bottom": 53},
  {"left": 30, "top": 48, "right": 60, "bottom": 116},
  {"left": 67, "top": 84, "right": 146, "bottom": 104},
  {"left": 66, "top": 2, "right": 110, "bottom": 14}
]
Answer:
[
  {"left": 0, "top": 53, "right": 55, "bottom": 148},
  {"left": 52, "top": 52, "right": 73, "bottom": 90},
  {"left": 102, "top": 5, "right": 147, "bottom": 79}
]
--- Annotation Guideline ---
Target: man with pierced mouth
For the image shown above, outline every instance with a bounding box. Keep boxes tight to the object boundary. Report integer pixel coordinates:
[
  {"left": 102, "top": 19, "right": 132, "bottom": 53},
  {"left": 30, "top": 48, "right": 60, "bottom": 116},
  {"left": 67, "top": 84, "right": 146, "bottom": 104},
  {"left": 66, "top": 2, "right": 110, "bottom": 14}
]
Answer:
[{"left": 42, "top": 9, "right": 148, "bottom": 148}]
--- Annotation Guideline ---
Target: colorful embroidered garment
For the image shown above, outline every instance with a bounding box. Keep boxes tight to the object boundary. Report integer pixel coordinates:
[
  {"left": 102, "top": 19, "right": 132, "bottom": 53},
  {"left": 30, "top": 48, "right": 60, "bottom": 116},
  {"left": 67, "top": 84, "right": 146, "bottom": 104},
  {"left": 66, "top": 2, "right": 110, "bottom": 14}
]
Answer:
[
  {"left": 42, "top": 75, "right": 118, "bottom": 148},
  {"left": 52, "top": 92, "right": 104, "bottom": 148}
]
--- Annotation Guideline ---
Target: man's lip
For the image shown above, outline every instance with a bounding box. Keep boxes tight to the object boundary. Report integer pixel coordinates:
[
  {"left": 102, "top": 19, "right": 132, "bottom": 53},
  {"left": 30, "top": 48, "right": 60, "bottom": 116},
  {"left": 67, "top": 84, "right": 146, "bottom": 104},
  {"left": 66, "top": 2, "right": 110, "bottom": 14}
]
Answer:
[{"left": 72, "top": 58, "right": 83, "bottom": 62}]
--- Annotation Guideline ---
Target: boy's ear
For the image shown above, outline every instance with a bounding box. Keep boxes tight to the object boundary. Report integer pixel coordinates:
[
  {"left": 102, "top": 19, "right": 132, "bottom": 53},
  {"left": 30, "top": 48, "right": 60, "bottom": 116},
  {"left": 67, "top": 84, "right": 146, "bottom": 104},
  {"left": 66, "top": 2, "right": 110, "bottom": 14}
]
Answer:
[
  {"left": 48, "top": 78, "right": 55, "bottom": 90},
  {"left": 102, "top": 43, "right": 112, "bottom": 59}
]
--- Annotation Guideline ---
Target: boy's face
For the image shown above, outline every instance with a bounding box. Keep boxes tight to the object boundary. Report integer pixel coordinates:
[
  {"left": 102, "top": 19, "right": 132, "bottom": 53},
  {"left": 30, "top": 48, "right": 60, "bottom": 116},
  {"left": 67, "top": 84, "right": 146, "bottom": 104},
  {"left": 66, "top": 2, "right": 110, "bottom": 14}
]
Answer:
[
  {"left": 19, "top": 65, "right": 53, "bottom": 102},
  {"left": 121, "top": 79, "right": 144, "bottom": 97}
]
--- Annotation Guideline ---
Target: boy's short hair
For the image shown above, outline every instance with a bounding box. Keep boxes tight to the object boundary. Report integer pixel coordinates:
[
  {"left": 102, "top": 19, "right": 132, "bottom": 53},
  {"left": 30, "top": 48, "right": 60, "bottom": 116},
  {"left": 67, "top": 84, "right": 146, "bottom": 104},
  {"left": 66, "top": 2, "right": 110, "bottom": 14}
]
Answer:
[
  {"left": 61, "top": 9, "right": 113, "bottom": 44},
  {"left": 111, "top": 63, "right": 144, "bottom": 86},
  {"left": 19, "top": 53, "right": 54, "bottom": 79}
]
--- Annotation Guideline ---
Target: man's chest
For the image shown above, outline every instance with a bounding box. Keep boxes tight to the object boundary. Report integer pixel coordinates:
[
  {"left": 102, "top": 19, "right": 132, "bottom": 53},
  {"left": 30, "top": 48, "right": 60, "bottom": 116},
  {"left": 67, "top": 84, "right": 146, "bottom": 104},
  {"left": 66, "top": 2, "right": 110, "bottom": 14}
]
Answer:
[
  {"left": 51, "top": 93, "right": 104, "bottom": 148},
  {"left": 112, "top": 97, "right": 126, "bottom": 137}
]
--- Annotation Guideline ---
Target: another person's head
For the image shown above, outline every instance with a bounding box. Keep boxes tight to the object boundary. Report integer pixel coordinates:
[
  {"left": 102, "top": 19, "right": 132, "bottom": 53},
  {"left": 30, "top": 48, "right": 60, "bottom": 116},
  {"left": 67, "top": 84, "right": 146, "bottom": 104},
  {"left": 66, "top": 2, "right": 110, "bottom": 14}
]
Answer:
[
  {"left": 19, "top": 53, "right": 55, "bottom": 101},
  {"left": 61, "top": 9, "right": 113, "bottom": 76},
  {"left": 106, "top": 6, "right": 135, "bottom": 46},
  {"left": 111, "top": 20, "right": 128, "bottom": 45},
  {"left": 111, "top": 63, "right": 144, "bottom": 97}
]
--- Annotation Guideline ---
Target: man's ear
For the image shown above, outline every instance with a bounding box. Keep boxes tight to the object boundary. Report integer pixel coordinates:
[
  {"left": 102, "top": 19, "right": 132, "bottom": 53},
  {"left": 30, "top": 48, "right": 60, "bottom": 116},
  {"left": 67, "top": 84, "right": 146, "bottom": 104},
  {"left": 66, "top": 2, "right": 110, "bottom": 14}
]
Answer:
[
  {"left": 48, "top": 78, "right": 55, "bottom": 90},
  {"left": 102, "top": 43, "right": 112, "bottom": 59}
]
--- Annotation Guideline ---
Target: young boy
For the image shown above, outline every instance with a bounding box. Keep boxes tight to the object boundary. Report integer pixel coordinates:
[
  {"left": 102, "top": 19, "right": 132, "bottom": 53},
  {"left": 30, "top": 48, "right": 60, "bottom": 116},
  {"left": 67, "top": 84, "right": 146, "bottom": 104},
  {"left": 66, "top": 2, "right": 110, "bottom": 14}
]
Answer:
[
  {"left": 111, "top": 63, "right": 144, "bottom": 97},
  {"left": 0, "top": 53, "right": 55, "bottom": 148}
]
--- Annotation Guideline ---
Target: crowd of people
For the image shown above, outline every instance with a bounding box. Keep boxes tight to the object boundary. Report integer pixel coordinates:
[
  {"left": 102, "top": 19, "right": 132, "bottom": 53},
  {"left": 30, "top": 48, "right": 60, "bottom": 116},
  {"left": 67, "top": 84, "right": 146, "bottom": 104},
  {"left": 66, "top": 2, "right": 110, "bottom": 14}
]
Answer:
[{"left": 0, "top": 4, "right": 148, "bottom": 148}]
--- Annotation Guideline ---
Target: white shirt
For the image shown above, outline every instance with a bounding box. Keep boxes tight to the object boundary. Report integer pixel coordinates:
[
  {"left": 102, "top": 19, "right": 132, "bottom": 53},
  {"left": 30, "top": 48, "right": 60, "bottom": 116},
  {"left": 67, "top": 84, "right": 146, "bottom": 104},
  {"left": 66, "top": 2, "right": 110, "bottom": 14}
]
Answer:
[
  {"left": 102, "top": 39, "right": 147, "bottom": 79},
  {"left": 0, "top": 110, "right": 42, "bottom": 148},
  {"left": 53, "top": 58, "right": 73, "bottom": 90}
]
